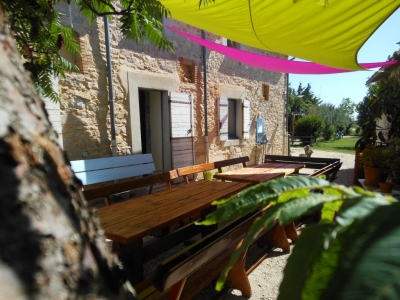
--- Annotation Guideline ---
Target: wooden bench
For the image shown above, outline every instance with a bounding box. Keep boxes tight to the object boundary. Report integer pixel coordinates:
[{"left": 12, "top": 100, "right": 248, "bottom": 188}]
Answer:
[
  {"left": 264, "top": 155, "right": 341, "bottom": 182},
  {"left": 82, "top": 170, "right": 179, "bottom": 206},
  {"left": 136, "top": 208, "right": 297, "bottom": 300},
  {"left": 176, "top": 156, "right": 250, "bottom": 184},
  {"left": 264, "top": 155, "right": 339, "bottom": 169},
  {"left": 70, "top": 153, "right": 157, "bottom": 205},
  {"left": 310, "top": 161, "right": 342, "bottom": 182}
]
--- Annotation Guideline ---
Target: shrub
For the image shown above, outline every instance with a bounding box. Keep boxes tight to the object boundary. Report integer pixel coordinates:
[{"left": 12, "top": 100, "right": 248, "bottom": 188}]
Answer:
[
  {"left": 323, "top": 124, "right": 336, "bottom": 140},
  {"left": 294, "top": 115, "right": 325, "bottom": 138}
]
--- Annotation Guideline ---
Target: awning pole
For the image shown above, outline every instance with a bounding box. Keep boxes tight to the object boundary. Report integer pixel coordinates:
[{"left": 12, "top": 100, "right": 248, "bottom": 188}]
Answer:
[
  {"left": 104, "top": 16, "right": 117, "bottom": 157},
  {"left": 202, "top": 30, "right": 209, "bottom": 163}
]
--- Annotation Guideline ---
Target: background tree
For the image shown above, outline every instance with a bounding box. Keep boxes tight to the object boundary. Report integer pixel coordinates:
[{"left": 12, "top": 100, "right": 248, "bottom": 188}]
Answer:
[{"left": 0, "top": 0, "right": 173, "bottom": 102}]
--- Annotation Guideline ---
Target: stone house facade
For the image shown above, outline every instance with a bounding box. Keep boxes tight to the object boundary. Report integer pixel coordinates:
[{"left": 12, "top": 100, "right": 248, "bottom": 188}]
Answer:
[{"left": 52, "top": 3, "right": 289, "bottom": 171}]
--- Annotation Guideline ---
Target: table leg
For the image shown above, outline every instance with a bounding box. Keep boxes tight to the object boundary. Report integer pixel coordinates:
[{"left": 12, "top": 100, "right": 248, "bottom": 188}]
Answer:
[{"left": 119, "top": 239, "right": 144, "bottom": 285}]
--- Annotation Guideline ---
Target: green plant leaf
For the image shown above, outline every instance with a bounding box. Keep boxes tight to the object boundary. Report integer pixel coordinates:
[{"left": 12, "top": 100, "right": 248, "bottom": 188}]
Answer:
[
  {"left": 197, "top": 176, "right": 333, "bottom": 226},
  {"left": 215, "top": 192, "right": 344, "bottom": 291},
  {"left": 321, "top": 203, "right": 400, "bottom": 299},
  {"left": 278, "top": 224, "right": 335, "bottom": 300}
]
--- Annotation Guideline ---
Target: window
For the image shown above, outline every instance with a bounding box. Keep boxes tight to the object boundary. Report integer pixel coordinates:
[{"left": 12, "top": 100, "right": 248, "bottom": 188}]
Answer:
[
  {"left": 219, "top": 97, "right": 250, "bottom": 142},
  {"left": 227, "top": 39, "right": 240, "bottom": 49},
  {"left": 262, "top": 83, "right": 270, "bottom": 101},
  {"left": 228, "top": 99, "right": 237, "bottom": 139}
]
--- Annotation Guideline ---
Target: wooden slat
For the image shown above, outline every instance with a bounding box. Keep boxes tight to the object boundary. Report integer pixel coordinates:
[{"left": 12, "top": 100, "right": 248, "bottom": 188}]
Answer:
[
  {"left": 213, "top": 162, "right": 304, "bottom": 184},
  {"left": 71, "top": 153, "right": 154, "bottom": 172},
  {"left": 74, "top": 163, "right": 156, "bottom": 185},
  {"left": 214, "top": 156, "right": 250, "bottom": 170},
  {"left": 97, "top": 181, "right": 250, "bottom": 244},
  {"left": 113, "top": 183, "right": 250, "bottom": 243},
  {"left": 83, "top": 170, "right": 178, "bottom": 201}
]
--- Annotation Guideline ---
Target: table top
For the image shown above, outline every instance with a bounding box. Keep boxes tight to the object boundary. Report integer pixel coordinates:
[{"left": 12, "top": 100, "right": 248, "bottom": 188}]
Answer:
[
  {"left": 213, "top": 162, "right": 305, "bottom": 184},
  {"left": 97, "top": 180, "right": 250, "bottom": 244}
]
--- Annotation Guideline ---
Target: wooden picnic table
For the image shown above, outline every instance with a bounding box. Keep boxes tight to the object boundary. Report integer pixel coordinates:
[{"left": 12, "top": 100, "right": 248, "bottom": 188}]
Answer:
[
  {"left": 97, "top": 180, "right": 250, "bottom": 283},
  {"left": 213, "top": 162, "right": 305, "bottom": 184}
]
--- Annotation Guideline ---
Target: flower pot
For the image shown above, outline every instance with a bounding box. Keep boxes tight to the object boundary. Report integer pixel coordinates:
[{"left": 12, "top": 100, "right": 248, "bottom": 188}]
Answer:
[
  {"left": 379, "top": 182, "right": 395, "bottom": 193},
  {"left": 204, "top": 172, "right": 213, "bottom": 181},
  {"left": 363, "top": 166, "right": 385, "bottom": 186}
]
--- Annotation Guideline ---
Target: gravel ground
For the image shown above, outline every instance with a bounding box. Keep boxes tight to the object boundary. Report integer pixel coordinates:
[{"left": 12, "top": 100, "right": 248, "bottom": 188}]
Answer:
[{"left": 221, "top": 148, "right": 356, "bottom": 300}]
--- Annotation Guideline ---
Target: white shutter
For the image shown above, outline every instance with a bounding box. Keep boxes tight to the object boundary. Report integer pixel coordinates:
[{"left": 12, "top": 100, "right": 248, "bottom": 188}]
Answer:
[
  {"left": 170, "top": 92, "right": 194, "bottom": 169},
  {"left": 219, "top": 97, "right": 228, "bottom": 141},
  {"left": 243, "top": 100, "right": 250, "bottom": 139}
]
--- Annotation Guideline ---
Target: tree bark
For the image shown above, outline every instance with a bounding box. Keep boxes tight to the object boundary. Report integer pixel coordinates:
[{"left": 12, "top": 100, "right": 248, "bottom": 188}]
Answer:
[{"left": 0, "top": 9, "right": 137, "bottom": 299}]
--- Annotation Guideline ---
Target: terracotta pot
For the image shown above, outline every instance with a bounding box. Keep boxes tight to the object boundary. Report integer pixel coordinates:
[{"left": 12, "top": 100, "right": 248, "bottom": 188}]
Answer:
[
  {"left": 379, "top": 182, "right": 395, "bottom": 193},
  {"left": 363, "top": 166, "right": 385, "bottom": 186}
]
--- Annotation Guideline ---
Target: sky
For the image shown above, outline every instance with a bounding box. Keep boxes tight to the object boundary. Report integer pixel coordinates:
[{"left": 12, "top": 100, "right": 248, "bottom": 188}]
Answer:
[{"left": 289, "top": 8, "right": 400, "bottom": 108}]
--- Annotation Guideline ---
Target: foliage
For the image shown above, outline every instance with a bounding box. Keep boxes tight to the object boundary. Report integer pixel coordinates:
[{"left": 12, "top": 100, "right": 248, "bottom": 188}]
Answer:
[
  {"left": 323, "top": 124, "right": 336, "bottom": 141},
  {"left": 197, "top": 176, "right": 399, "bottom": 299},
  {"left": 289, "top": 83, "right": 322, "bottom": 114},
  {"left": 310, "top": 99, "right": 355, "bottom": 138},
  {"left": 357, "top": 50, "right": 400, "bottom": 145},
  {"left": 0, "top": 0, "right": 174, "bottom": 102},
  {"left": 292, "top": 136, "right": 358, "bottom": 154},
  {"left": 295, "top": 115, "right": 325, "bottom": 138},
  {"left": 0, "top": 0, "right": 81, "bottom": 102},
  {"left": 358, "top": 144, "right": 388, "bottom": 168}
]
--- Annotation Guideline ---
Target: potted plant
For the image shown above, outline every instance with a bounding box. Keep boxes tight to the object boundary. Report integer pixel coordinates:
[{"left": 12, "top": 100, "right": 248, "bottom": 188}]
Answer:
[
  {"left": 358, "top": 144, "right": 387, "bottom": 186},
  {"left": 204, "top": 170, "right": 214, "bottom": 181},
  {"left": 383, "top": 138, "right": 400, "bottom": 184},
  {"left": 379, "top": 171, "right": 395, "bottom": 193}
]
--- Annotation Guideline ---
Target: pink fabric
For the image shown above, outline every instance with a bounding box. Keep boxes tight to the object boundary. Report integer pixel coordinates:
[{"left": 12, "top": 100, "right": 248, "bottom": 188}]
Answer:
[{"left": 166, "top": 26, "right": 397, "bottom": 74}]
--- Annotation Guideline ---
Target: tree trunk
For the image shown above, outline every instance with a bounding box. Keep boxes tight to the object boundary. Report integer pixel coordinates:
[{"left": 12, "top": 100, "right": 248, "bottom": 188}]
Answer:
[{"left": 0, "top": 9, "right": 137, "bottom": 299}]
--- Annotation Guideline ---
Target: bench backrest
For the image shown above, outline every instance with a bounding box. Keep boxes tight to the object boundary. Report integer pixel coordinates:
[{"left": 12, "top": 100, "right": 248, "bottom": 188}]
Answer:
[
  {"left": 71, "top": 153, "right": 156, "bottom": 186},
  {"left": 176, "top": 162, "right": 216, "bottom": 184},
  {"left": 83, "top": 170, "right": 179, "bottom": 205},
  {"left": 311, "top": 161, "right": 342, "bottom": 182},
  {"left": 214, "top": 156, "right": 249, "bottom": 172},
  {"left": 176, "top": 156, "right": 250, "bottom": 184},
  {"left": 264, "top": 155, "right": 339, "bottom": 169}
]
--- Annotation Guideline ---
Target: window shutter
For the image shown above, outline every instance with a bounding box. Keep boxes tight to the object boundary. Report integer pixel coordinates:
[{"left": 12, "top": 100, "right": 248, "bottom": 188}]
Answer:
[
  {"left": 170, "top": 92, "right": 194, "bottom": 169},
  {"left": 219, "top": 97, "right": 228, "bottom": 141},
  {"left": 243, "top": 100, "right": 250, "bottom": 139}
]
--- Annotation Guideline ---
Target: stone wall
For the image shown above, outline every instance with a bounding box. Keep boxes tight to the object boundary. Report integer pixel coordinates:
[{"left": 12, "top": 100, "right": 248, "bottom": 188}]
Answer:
[{"left": 57, "top": 3, "right": 288, "bottom": 165}]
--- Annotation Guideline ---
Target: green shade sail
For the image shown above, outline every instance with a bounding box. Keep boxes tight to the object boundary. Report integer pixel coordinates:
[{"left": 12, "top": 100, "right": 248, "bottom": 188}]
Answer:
[{"left": 160, "top": 0, "right": 400, "bottom": 70}]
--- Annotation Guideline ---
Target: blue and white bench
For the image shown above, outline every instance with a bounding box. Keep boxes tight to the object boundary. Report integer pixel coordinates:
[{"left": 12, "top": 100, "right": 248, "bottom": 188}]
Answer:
[{"left": 70, "top": 153, "right": 156, "bottom": 205}]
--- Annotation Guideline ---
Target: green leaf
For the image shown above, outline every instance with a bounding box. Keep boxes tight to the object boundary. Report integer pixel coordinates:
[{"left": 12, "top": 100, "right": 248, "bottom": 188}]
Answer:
[
  {"left": 197, "top": 176, "right": 333, "bottom": 226},
  {"left": 278, "top": 224, "right": 335, "bottom": 300},
  {"left": 321, "top": 203, "right": 400, "bottom": 299},
  {"left": 215, "top": 192, "right": 343, "bottom": 291}
]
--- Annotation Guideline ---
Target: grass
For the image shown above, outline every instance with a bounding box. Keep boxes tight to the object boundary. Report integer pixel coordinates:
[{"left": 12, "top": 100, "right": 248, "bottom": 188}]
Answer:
[{"left": 291, "top": 136, "right": 360, "bottom": 154}]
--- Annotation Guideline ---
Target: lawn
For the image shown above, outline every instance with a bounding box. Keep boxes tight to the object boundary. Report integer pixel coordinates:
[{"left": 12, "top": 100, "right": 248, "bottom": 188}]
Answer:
[{"left": 291, "top": 136, "right": 360, "bottom": 154}]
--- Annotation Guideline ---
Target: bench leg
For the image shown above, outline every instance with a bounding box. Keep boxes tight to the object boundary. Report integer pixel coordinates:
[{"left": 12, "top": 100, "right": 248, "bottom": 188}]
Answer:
[
  {"left": 227, "top": 250, "right": 252, "bottom": 298},
  {"left": 257, "top": 224, "right": 290, "bottom": 253},
  {"left": 284, "top": 222, "right": 298, "bottom": 243},
  {"left": 168, "top": 277, "right": 187, "bottom": 300},
  {"left": 119, "top": 240, "right": 144, "bottom": 285}
]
